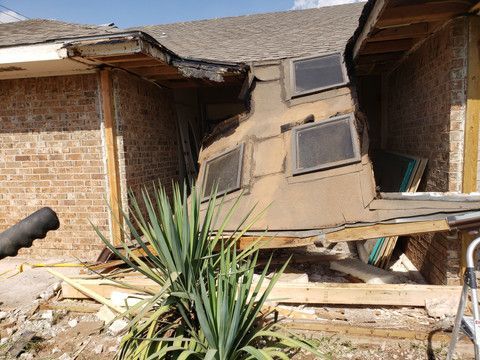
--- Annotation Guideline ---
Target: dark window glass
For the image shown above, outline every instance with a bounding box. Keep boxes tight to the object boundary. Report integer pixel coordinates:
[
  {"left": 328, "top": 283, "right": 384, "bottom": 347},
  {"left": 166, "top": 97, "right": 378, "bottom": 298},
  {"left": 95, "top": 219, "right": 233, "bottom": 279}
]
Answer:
[
  {"left": 293, "top": 115, "right": 360, "bottom": 174},
  {"left": 203, "top": 145, "right": 243, "bottom": 196},
  {"left": 293, "top": 53, "right": 346, "bottom": 95}
]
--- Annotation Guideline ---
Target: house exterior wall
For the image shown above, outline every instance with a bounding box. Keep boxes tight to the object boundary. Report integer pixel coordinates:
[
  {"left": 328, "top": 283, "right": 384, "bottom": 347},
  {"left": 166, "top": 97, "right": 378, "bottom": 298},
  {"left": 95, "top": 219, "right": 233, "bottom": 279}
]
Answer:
[
  {"left": 385, "top": 17, "right": 468, "bottom": 284},
  {"left": 113, "top": 70, "right": 180, "bottom": 218},
  {"left": 0, "top": 74, "right": 110, "bottom": 259}
]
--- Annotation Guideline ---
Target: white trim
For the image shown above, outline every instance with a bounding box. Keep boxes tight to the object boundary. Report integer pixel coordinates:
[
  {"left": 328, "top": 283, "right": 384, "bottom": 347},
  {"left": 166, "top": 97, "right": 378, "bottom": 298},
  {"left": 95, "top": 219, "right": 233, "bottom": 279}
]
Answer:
[{"left": 0, "top": 43, "right": 68, "bottom": 64}]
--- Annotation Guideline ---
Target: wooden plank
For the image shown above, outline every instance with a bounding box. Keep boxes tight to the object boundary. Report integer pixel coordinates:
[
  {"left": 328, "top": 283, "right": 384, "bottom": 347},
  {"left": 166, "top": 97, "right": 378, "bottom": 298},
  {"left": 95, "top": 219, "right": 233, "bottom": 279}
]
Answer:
[
  {"left": 461, "top": 16, "right": 480, "bottom": 276},
  {"left": 377, "top": 3, "right": 469, "bottom": 28},
  {"left": 283, "top": 321, "right": 464, "bottom": 343},
  {"left": 369, "top": 22, "right": 430, "bottom": 42},
  {"left": 361, "top": 39, "right": 414, "bottom": 55},
  {"left": 61, "top": 279, "right": 462, "bottom": 307},
  {"left": 112, "top": 59, "right": 164, "bottom": 69},
  {"left": 61, "top": 277, "right": 157, "bottom": 299},
  {"left": 100, "top": 69, "right": 123, "bottom": 246},
  {"left": 325, "top": 219, "right": 450, "bottom": 243},
  {"left": 94, "top": 54, "right": 150, "bottom": 63},
  {"left": 237, "top": 236, "right": 318, "bottom": 250}
]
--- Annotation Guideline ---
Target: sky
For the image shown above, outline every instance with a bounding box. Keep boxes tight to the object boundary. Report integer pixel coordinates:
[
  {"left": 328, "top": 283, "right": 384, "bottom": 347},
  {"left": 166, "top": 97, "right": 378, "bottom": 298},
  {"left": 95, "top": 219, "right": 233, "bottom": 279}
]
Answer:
[{"left": 0, "top": 0, "right": 362, "bottom": 27}]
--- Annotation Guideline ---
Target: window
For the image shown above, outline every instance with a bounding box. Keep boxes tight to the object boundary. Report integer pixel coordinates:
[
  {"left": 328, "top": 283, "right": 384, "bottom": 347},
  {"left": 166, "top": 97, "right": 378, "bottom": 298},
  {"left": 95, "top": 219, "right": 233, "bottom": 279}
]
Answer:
[
  {"left": 203, "top": 144, "right": 244, "bottom": 196},
  {"left": 292, "top": 114, "right": 360, "bottom": 175},
  {"left": 291, "top": 53, "right": 347, "bottom": 97}
]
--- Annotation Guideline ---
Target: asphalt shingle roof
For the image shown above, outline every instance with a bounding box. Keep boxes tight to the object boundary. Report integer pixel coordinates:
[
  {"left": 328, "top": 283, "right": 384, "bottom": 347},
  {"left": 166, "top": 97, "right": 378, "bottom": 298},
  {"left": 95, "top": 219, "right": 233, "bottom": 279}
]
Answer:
[
  {"left": 0, "top": 3, "right": 365, "bottom": 63},
  {"left": 0, "top": 19, "right": 121, "bottom": 48},
  {"left": 137, "top": 3, "right": 365, "bottom": 63}
]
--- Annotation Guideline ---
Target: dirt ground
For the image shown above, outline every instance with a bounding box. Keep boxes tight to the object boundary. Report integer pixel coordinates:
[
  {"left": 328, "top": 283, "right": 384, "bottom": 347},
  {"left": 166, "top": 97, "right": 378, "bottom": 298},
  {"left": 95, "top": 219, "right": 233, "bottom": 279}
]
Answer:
[{"left": 0, "top": 256, "right": 475, "bottom": 359}]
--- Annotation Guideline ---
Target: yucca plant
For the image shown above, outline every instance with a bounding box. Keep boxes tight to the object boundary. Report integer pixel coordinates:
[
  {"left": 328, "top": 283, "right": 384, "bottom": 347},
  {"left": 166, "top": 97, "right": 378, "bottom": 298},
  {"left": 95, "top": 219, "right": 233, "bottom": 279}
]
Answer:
[{"left": 95, "top": 183, "right": 322, "bottom": 359}]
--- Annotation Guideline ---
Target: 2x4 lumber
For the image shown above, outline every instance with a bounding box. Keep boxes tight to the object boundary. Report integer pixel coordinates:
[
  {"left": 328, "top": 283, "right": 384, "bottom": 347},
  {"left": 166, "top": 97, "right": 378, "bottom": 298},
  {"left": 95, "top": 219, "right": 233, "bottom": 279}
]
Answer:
[
  {"left": 111, "top": 59, "right": 164, "bottom": 69},
  {"left": 94, "top": 53, "right": 150, "bottom": 63},
  {"left": 325, "top": 219, "right": 450, "bottom": 243},
  {"left": 377, "top": 2, "right": 468, "bottom": 28},
  {"left": 99, "top": 69, "right": 123, "bottom": 246},
  {"left": 61, "top": 279, "right": 461, "bottom": 307},
  {"left": 369, "top": 22, "right": 430, "bottom": 42},
  {"left": 461, "top": 16, "right": 480, "bottom": 276},
  {"left": 135, "top": 66, "right": 179, "bottom": 77},
  {"left": 361, "top": 38, "right": 414, "bottom": 55},
  {"left": 283, "top": 321, "right": 462, "bottom": 343}
]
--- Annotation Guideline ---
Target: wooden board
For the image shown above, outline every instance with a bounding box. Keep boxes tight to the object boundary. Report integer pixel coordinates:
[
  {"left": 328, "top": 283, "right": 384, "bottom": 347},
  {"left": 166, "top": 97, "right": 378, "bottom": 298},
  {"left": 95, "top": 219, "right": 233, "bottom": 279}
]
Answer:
[
  {"left": 325, "top": 219, "right": 450, "bottom": 243},
  {"left": 61, "top": 278, "right": 461, "bottom": 307},
  {"left": 283, "top": 321, "right": 465, "bottom": 343},
  {"left": 461, "top": 16, "right": 480, "bottom": 276},
  {"left": 100, "top": 69, "right": 123, "bottom": 246}
]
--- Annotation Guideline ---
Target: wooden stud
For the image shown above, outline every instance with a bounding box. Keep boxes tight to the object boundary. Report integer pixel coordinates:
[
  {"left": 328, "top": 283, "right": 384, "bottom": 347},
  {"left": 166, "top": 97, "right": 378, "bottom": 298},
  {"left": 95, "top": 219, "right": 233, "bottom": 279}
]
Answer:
[
  {"left": 460, "top": 16, "right": 480, "bottom": 276},
  {"left": 325, "top": 219, "right": 450, "bottom": 243},
  {"left": 361, "top": 39, "right": 414, "bottom": 55},
  {"left": 99, "top": 69, "right": 123, "bottom": 246},
  {"left": 93, "top": 54, "right": 150, "bottom": 63},
  {"left": 369, "top": 23, "right": 430, "bottom": 42}
]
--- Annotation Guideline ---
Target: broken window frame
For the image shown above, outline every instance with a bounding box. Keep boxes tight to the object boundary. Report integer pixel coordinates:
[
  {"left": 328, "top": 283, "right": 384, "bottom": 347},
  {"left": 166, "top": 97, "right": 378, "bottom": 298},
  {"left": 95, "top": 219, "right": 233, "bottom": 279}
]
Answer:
[
  {"left": 288, "top": 52, "right": 349, "bottom": 98},
  {"left": 201, "top": 143, "right": 245, "bottom": 199},
  {"left": 291, "top": 113, "right": 361, "bottom": 175}
]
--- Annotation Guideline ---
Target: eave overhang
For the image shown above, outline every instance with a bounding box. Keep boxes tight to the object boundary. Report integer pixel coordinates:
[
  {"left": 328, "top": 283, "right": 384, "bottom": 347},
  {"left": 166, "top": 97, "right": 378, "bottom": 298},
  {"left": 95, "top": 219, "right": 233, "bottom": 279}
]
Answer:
[
  {"left": 349, "top": 0, "right": 480, "bottom": 76},
  {"left": 0, "top": 31, "right": 248, "bottom": 88}
]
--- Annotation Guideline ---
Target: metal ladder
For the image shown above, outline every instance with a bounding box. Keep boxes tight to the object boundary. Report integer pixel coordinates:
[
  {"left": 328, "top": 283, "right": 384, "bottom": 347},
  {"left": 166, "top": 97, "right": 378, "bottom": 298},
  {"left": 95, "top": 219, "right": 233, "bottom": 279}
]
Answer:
[{"left": 447, "top": 236, "right": 480, "bottom": 360}]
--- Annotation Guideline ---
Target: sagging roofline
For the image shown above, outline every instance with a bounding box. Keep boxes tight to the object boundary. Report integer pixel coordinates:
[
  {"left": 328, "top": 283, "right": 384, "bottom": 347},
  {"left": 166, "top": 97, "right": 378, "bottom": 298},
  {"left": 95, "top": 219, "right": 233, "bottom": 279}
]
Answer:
[{"left": 0, "top": 30, "right": 249, "bottom": 85}]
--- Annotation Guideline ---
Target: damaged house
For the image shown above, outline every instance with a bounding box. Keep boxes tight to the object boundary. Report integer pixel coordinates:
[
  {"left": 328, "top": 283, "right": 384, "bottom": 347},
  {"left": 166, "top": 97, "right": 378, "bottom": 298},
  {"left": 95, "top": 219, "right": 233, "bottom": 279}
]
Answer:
[{"left": 0, "top": 0, "right": 480, "bottom": 287}]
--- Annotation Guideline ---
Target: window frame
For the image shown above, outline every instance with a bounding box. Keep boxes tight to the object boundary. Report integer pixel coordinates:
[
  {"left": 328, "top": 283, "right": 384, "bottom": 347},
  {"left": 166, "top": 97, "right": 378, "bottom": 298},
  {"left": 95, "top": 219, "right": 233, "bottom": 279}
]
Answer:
[
  {"left": 289, "top": 52, "right": 349, "bottom": 98},
  {"left": 201, "top": 143, "right": 245, "bottom": 198},
  {"left": 291, "top": 113, "right": 361, "bottom": 176}
]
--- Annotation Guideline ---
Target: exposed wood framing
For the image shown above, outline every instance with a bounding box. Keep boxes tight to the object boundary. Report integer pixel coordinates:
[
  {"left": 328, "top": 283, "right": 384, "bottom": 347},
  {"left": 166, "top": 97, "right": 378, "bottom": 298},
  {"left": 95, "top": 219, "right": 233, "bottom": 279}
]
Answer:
[
  {"left": 362, "top": 39, "right": 414, "bottom": 55},
  {"left": 99, "top": 69, "right": 123, "bottom": 246},
  {"left": 369, "top": 23, "right": 430, "bottom": 42},
  {"left": 461, "top": 15, "right": 480, "bottom": 275},
  {"left": 324, "top": 220, "right": 450, "bottom": 243},
  {"left": 61, "top": 278, "right": 461, "bottom": 307},
  {"left": 376, "top": 3, "right": 468, "bottom": 28},
  {"left": 353, "top": 0, "right": 386, "bottom": 58}
]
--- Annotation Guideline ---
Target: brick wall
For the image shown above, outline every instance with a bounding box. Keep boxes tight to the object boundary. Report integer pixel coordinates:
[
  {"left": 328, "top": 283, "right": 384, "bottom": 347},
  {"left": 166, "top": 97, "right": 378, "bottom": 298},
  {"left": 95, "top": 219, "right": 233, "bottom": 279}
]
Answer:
[
  {"left": 0, "top": 74, "right": 110, "bottom": 259},
  {"left": 113, "top": 70, "right": 180, "bottom": 220},
  {"left": 385, "top": 18, "right": 468, "bottom": 284}
]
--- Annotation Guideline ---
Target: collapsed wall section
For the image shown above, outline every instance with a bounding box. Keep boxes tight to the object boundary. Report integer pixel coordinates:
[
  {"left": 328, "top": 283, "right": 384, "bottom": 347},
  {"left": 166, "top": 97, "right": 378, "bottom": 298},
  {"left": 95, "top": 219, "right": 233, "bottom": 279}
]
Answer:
[
  {"left": 384, "top": 17, "right": 468, "bottom": 284},
  {"left": 0, "top": 74, "right": 110, "bottom": 259}
]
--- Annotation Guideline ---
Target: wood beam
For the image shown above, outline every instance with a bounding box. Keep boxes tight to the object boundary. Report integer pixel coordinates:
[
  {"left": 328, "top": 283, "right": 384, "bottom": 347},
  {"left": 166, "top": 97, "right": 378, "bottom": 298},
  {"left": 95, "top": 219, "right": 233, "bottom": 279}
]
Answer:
[
  {"left": 361, "top": 38, "right": 414, "bottom": 55},
  {"left": 135, "top": 67, "right": 180, "bottom": 77},
  {"left": 61, "top": 278, "right": 461, "bottom": 307},
  {"left": 461, "top": 16, "right": 480, "bottom": 276},
  {"left": 283, "top": 321, "right": 466, "bottom": 343},
  {"left": 377, "top": 2, "right": 469, "bottom": 28},
  {"left": 94, "top": 54, "right": 150, "bottom": 63},
  {"left": 369, "top": 22, "right": 430, "bottom": 42},
  {"left": 99, "top": 69, "right": 123, "bottom": 246},
  {"left": 110, "top": 60, "right": 164, "bottom": 69},
  {"left": 324, "top": 219, "right": 450, "bottom": 243}
]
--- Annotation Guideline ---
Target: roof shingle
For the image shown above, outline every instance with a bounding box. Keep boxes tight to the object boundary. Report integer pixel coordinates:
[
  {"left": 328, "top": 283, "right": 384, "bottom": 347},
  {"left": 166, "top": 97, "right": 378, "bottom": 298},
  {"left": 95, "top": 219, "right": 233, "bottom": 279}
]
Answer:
[
  {"left": 0, "top": 19, "right": 120, "bottom": 48},
  {"left": 135, "top": 3, "right": 365, "bottom": 63}
]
